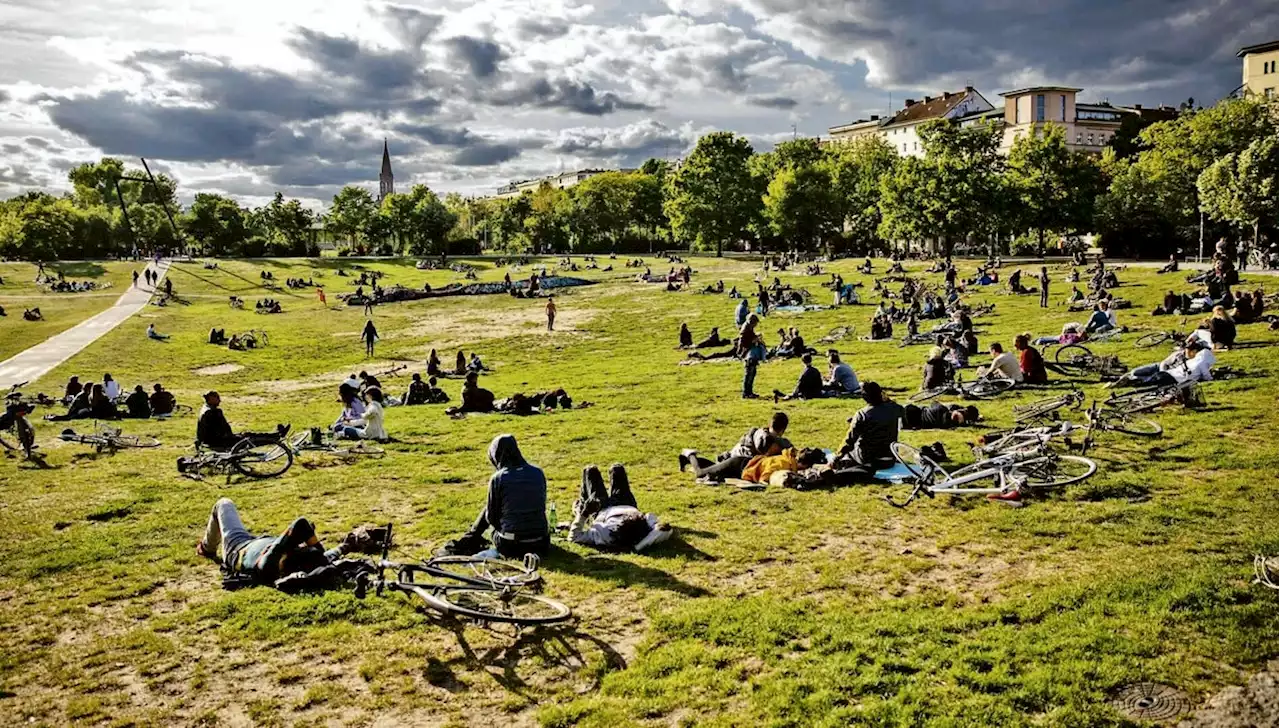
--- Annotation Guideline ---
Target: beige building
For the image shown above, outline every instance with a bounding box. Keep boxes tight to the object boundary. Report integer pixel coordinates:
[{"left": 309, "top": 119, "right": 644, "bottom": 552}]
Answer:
[
  {"left": 1237, "top": 40, "right": 1278, "bottom": 99},
  {"left": 493, "top": 168, "right": 634, "bottom": 199},
  {"left": 828, "top": 85, "right": 1175, "bottom": 158}
]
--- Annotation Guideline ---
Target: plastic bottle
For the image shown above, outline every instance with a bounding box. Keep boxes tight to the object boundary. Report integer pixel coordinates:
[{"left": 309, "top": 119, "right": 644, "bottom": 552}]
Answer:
[{"left": 548, "top": 501, "right": 558, "bottom": 531}]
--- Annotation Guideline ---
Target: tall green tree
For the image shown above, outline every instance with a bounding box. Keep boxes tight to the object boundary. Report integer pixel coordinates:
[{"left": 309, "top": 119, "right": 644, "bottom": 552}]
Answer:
[
  {"left": 526, "top": 183, "right": 572, "bottom": 254},
  {"left": 665, "top": 132, "right": 758, "bottom": 255},
  {"left": 184, "top": 193, "right": 250, "bottom": 256},
  {"left": 326, "top": 186, "right": 378, "bottom": 246},
  {"left": 1004, "top": 125, "right": 1105, "bottom": 253},
  {"left": 762, "top": 164, "right": 840, "bottom": 250},
  {"left": 1198, "top": 133, "right": 1278, "bottom": 250},
  {"left": 570, "top": 172, "right": 635, "bottom": 252},
  {"left": 823, "top": 136, "right": 897, "bottom": 247}
]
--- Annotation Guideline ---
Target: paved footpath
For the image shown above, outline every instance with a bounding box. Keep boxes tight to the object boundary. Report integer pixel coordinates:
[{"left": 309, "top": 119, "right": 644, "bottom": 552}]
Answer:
[{"left": 0, "top": 260, "right": 170, "bottom": 390}]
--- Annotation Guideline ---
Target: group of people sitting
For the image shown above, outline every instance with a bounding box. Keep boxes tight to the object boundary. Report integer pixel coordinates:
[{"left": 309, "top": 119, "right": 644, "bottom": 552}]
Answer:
[
  {"left": 46, "top": 278, "right": 103, "bottom": 293},
  {"left": 771, "top": 350, "right": 860, "bottom": 401},
  {"left": 285, "top": 277, "right": 316, "bottom": 289},
  {"left": 45, "top": 374, "right": 178, "bottom": 420},
  {"left": 256, "top": 298, "right": 283, "bottom": 314},
  {"left": 426, "top": 349, "right": 486, "bottom": 378},
  {"left": 443, "top": 372, "right": 581, "bottom": 418},
  {"left": 208, "top": 328, "right": 263, "bottom": 350}
]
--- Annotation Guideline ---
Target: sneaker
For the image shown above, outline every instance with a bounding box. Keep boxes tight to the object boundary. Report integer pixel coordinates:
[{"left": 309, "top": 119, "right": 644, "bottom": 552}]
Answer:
[
  {"left": 679, "top": 449, "right": 698, "bottom": 472},
  {"left": 742, "top": 393, "right": 760, "bottom": 399},
  {"left": 986, "top": 490, "right": 1025, "bottom": 508},
  {"left": 695, "top": 476, "right": 720, "bottom": 486}
]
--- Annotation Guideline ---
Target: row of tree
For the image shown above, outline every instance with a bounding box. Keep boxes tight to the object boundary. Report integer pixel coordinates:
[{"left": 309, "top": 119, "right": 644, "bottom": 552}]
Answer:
[{"left": 1, "top": 96, "right": 1273, "bottom": 261}]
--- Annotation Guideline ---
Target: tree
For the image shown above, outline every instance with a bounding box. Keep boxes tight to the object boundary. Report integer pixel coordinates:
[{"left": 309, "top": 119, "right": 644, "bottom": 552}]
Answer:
[
  {"left": 824, "top": 136, "right": 897, "bottom": 247},
  {"left": 326, "top": 186, "right": 378, "bottom": 246},
  {"left": 569, "top": 172, "right": 635, "bottom": 252},
  {"left": 184, "top": 193, "right": 251, "bottom": 256},
  {"left": 1004, "top": 125, "right": 1105, "bottom": 253},
  {"left": 665, "top": 132, "right": 758, "bottom": 255},
  {"left": 259, "top": 193, "right": 317, "bottom": 254},
  {"left": 68, "top": 157, "right": 178, "bottom": 210},
  {"left": 762, "top": 164, "right": 840, "bottom": 250},
  {"left": 1198, "top": 133, "right": 1278, "bottom": 250},
  {"left": 879, "top": 119, "right": 1004, "bottom": 255},
  {"left": 526, "top": 183, "right": 571, "bottom": 254},
  {"left": 0, "top": 193, "right": 78, "bottom": 260}
]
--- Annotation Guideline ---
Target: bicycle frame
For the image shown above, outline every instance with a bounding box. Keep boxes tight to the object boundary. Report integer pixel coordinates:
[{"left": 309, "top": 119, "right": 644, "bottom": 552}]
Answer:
[{"left": 888, "top": 448, "right": 1052, "bottom": 507}]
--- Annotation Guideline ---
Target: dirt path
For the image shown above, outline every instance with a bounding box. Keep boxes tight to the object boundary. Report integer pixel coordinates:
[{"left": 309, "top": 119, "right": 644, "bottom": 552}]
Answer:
[{"left": 0, "top": 260, "right": 171, "bottom": 389}]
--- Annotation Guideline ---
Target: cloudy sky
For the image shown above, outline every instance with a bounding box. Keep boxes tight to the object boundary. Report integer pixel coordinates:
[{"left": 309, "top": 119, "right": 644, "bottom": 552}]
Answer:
[{"left": 0, "top": 0, "right": 1274, "bottom": 208}]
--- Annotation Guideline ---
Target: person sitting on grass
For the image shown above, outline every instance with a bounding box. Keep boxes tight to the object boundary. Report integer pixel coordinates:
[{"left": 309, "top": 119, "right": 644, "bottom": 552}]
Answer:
[
  {"left": 694, "top": 327, "right": 728, "bottom": 349},
  {"left": 1014, "top": 334, "right": 1048, "bottom": 385},
  {"left": 467, "top": 353, "right": 486, "bottom": 373},
  {"left": 980, "top": 342, "right": 1023, "bottom": 384},
  {"left": 146, "top": 323, "right": 170, "bottom": 341},
  {"left": 103, "top": 374, "right": 122, "bottom": 402},
  {"left": 124, "top": 385, "right": 151, "bottom": 418},
  {"left": 197, "top": 391, "right": 288, "bottom": 450},
  {"left": 921, "top": 346, "right": 954, "bottom": 391},
  {"left": 333, "top": 383, "right": 366, "bottom": 434},
  {"left": 824, "top": 351, "right": 860, "bottom": 395},
  {"left": 405, "top": 374, "right": 430, "bottom": 405},
  {"left": 64, "top": 376, "right": 83, "bottom": 402},
  {"left": 773, "top": 328, "right": 809, "bottom": 358},
  {"left": 23, "top": 307, "right": 42, "bottom": 321},
  {"left": 45, "top": 385, "right": 92, "bottom": 421},
  {"left": 337, "top": 388, "right": 387, "bottom": 441},
  {"left": 208, "top": 328, "right": 228, "bottom": 345},
  {"left": 1203, "top": 306, "right": 1236, "bottom": 349},
  {"left": 834, "top": 382, "right": 902, "bottom": 469},
  {"left": 445, "top": 372, "right": 496, "bottom": 416},
  {"left": 150, "top": 384, "right": 175, "bottom": 417},
  {"left": 568, "top": 464, "right": 673, "bottom": 552},
  {"left": 454, "top": 351, "right": 467, "bottom": 376},
  {"left": 678, "top": 323, "right": 694, "bottom": 348},
  {"left": 438, "top": 434, "right": 549, "bottom": 558},
  {"left": 1158, "top": 254, "right": 1179, "bottom": 274},
  {"left": 903, "top": 402, "right": 979, "bottom": 430},
  {"left": 1085, "top": 300, "right": 1117, "bottom": 334},
  {"left": 773, "top": 354, "right": 824, "bottom": 401},
  {"left": 868, "top": 314, "right": 893, "bottom": 341},
  {"left": 944, "top": 336, "right": 969, "bottom": 369},
  {"left": 678, "top": 412, "right": 791, "bottom": 484}
]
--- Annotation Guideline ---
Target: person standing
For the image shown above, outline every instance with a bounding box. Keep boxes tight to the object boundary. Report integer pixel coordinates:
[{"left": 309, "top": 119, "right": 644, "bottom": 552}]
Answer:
[
  {"left": 132, "top": 270, "right": 139, "bottom": 287},
  {"left": 546, "top": 296, "right": 557, "bottom": 331},
  {"left": 317, "top": 287, "right": 327, "bottom": 307},
  {"left": 739, "top": 314, "right": 764, "bottom": 399},
  {"left": 1038, "top": 266, "right": 1050, "bottom": 308},
  {"left": 361, "top": 319, "right": 378, "bottom": 358}
]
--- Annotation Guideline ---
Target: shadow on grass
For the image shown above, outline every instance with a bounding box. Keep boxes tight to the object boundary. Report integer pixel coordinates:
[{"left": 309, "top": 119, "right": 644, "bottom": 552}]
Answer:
[
  {"left": 544, "top": 544, "right": 713, "bottom": 597},
  {"left": 439, "top": 622, "right": 627, "bottom": 701},
  {"left": 53, "top": 262, "right": 107, "bottom": 278}
]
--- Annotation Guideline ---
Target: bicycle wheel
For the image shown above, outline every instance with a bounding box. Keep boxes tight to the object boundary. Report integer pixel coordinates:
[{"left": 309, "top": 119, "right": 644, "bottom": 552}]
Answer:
[
  {"left": 965, "top": 378, "right": 1014, "bottom": 399},
  {"left": 1105, "top": 388, "right": 1174, "bottom": 415},
  {"left": 1105, "top": 414, "right": 1163, "bottom": 436},
  {"left": 908, "top": 387, "right": 950, "bottom": 403},
  {"left": 425, "top": 556, "right": 543, "bottom": 588},
  {"left": 229, "top": 439, "right": 293, "bottom": 479},
  {"left": 333, "top": 442, "right": 385, "bottom": 457},
  {"left": 890, "top": 442, "right": 946, "bottom": 484},
  {"left": 107, "top": 434, "right": 161, "bottom": 449},
  {"left": 172, "top": 404, "right": 194, "bottom": 416},
  {"left": 1054, "top": 343, "right": 1094, "bottom": 365},
  {"left": 1014, "top": 454, "right": 1097, "bottom": 489},
  {"left": 417, "top": 585, "right": 572, "bottom": 625},
  {"left": 1134, "top": 332, "right": 1170, "bottom": 349}
]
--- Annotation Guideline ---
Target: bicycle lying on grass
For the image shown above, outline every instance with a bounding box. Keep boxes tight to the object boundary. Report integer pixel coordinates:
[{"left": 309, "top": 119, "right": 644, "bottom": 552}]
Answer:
[
  {"left": 974, "top": 404, "right": 1161, "bottom": 458},
  {"left": 1047, "top": 344, "right": 1128, "bottom": 380},
  {"left": 1012, "top": 389, "right": 1085, "bottom": 425},
  {"left": 1134, "top": 319, "right": 1189, "bottom": 349},
  {"left": 352, "top": 525, "right": 572, "bottom": 627},
  {"left": 909, "top": 372, "right": 1014, "bottom": 403},
  {"left": 178, "top": 436, "right": 294, "bottom": 482},
  {"left": 289, "top": 429, "right": 385, "bottom": 458},
  {"left": 886, "top": 442, "right": 1097, "bottom": 508},
  {"left": 59, "top": 425, "right": 160, "bottom": 454},
  {"left": 1103, "top": 382, "right": 1204, "bottom": 414}
]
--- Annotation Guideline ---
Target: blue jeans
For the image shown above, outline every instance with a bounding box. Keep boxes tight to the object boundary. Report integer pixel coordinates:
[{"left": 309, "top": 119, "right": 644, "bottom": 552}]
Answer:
[
  {"left": 202, "top": 498, "right": 253, "bottom": 564},
  {"left": 340, "top": 426, "right": 362, "bottom": 439},
  {"left": 742, "top": 360, "right": 758, "bottom": 397}
]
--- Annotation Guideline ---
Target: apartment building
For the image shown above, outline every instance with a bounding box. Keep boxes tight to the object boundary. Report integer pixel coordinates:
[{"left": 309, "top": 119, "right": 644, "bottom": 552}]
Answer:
[
  {"left": 493, "top": 168, "right": 635, "bottom": 199},
  {"left": 827, "top": 87, "right": 994, "bottom": 157},
  {"left": 1237, "top": 40, "right": 1279, "bottom": 99}
]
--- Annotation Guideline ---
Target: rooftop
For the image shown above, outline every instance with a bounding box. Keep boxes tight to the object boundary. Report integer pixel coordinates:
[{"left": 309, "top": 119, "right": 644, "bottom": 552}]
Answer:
[
  {"left": 1237, "top": 40, "right": 1279, "bottom": 57},
  {"left": 884, "top": 88, "right": 974, "bottom": 127},
  {"left": 998, "top": 86, "right": 1084, "bottom": 97}
]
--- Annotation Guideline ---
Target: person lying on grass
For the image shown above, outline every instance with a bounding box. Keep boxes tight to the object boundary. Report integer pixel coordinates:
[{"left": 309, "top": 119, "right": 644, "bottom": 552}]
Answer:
[
  {"left": 196, "top": 391, "right": 289, "bottom": 450},
  {"left": 693, "top": 327, "right": 729, "bottom": 349},
  {"left": 197, "top": 497, "right": 388, "bottom": 592},
  {"left": 438, "top": 434, "right": 549, "bottom": 559},
  {"left": 336, "top": 387, "right": 387, "bottom": 441},
  {"left": 903, "top": 402, "right": 980, "bottom": 430},
  {"left": 567, "top": 464, "right": 673, "bottom": 552},
  {"left": 677, "top": 411, "right": 791, "bottom": 484},
  {"left": 834, "top": 382, "right": 902, "bottom": 469},
  {"left": 1110, "top": 338, "right": 1216, "bottom": 389}
]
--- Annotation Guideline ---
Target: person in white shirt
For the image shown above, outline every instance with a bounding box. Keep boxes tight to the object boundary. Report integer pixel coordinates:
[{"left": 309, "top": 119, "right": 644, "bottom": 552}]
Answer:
[
  {"left": 567, "top": 464, "right": 672, "bottom": 552},
  {"left": 1117, "top": 339, "right": 1216, "bottom": 388},
  {"left": 823, "top": 350, "right": 861, "bottom": 394},
  {"left": 102, "top": 373, "right": 122, "bottom": 401},
  {"left": 338, "top": 387, "right": 387, "bottom": 441},
  {"left": 981, "top": 343, "right": 1023, "bottom": 383},
  {"left": 146, "top": 323, "right": 170, "bottom": 340}
]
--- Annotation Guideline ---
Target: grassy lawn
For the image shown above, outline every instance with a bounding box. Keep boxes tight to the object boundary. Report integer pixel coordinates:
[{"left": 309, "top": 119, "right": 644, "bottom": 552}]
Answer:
[
  {"left": 0, "top": 261, "right": 141, "bottom": 363},
  {"left": 0, "top": 255, "right": 1275, "bottom": 727}
]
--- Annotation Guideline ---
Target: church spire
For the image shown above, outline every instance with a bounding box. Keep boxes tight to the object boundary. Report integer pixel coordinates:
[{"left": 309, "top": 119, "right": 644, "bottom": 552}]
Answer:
[{"left": 379, "top": 139, "right": 394, "bottom": 202}]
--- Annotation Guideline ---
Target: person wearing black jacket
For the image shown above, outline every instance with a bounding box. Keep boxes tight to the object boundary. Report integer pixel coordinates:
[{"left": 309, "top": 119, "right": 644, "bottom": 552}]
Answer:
[
  {"left": 196, "top": 391, "right": 287, "bottom": 450},
  {"left": 124, "top": 385, "right": 151, "bottom": 418},
  {"left": 921, "top": 347, "right": 953, "bottom": 391},
  {"left": 835, "top": 382, "right": 903, "bottom": 468},
  {"left": 903, "top": 402, "right": 978, "bottom": 429},
  {"left": 774, "top": 354, "right": 824, "bottom": 401}
]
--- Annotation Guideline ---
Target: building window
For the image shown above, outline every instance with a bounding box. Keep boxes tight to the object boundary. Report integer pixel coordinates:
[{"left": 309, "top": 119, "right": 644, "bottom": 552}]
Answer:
[
  {"left": 1266, "top": 87, "right": 1276, "bottom": 100},
  {"left": 1061, "top": 95, "right": 1066, "bottom": 121},
  {"left": 1087, "top": 133, "right": 1094, "bottom": 145},
  {"left": 1015, "top": 103, "right": 1020, "bottom": 124},
  {"left": 1035, "top": 94, "right": 1045, "bottom": 121},
  {"left": 1076, "top": 132, "right": 1083, "bottom": 144}
]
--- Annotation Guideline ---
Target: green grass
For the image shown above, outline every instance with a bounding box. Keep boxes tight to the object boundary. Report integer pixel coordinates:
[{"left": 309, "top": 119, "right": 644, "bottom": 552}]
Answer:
[
  {"left": 0, "top": 261, "right": 139, "bottom": 362},
  {"left": 0, "top": 255, "right": 1274, "bottom": 726}
]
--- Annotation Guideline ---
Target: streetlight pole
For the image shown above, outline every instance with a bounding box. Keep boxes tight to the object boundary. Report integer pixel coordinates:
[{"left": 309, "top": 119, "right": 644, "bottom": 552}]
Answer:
[{"left": 1197, "top": 211, "right": 1204, "bottom": 263}]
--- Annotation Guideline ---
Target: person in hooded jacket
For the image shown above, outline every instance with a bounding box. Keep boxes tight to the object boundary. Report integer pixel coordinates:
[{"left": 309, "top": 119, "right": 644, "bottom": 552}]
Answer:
[{"left": 439, "top": 434, "right": 549, "bottom": 558}]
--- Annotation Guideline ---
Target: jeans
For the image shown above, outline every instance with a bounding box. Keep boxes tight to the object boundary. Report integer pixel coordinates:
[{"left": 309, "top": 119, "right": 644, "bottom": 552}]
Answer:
[
  {"left": 1040, "top": 289, "right": 1049, "bottom": 308},
  {"left": 1034, "top": 336, "right": 1059, "bottom": 346},
  {"left": 461, "top": 509, "right": 550, "bottom": 558},
  {"left": 742, "top": 359, "right": 759, "bottom": 397},
  {"left": 692, "top": 454, "right": 749, "bottom": 481},
  {"left": 340, "top": 426, "right": 362, "bottom": 439},
  {"left": 202, "top": 498, "right": 253, "bottom": 566},
  {"left": 1131, "top": 365, "right": 1177, "bottom": 387},
  {"left": 579, "top": 464, "right": 637, "bottom": 508}
]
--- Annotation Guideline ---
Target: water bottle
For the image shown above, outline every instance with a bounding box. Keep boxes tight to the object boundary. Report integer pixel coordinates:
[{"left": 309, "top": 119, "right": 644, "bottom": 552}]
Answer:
[{"left": 548, "top": 501, "right": 558, "bottom": 531}]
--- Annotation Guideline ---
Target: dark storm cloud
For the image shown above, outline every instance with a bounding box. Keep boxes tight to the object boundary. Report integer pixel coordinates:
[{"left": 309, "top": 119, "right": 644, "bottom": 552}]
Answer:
[
  {"left": 730, "top": 0, "right": 1276, "bottom": 101},
  {"left": 1, "top": 143, "right": 21, "bottom": 155},
  {"left": 452, "top": 143, "right": 522, "bottom": 166},
  {"left": 24, "top": 136, "right": 52, "bottom": 149},
  {"left": 515, "top": 18, "right": 570, "bottom": 40},
  {"left": 287, "top": 28, "right": 422, "bottom": 91},
  {"left": 489, "top": 78, "right": 655, "bottom": 115},
  {"left": 548, "top": 120, "right": 692, "bottom": 166},
  {"left": 0, "top": 165, "right": 42, "bottom": 187},
  {"left": 748, "top": 95, "right": 798, "bottom": 109},
  {"left": 446, "top": 36, "right": 507, "bottom": 78},
  {"left": 381, "top": 5, "right": 444, "bottom": 49},
  {"left": 395, "top": 123, "right": 477, "bottom": 146}
]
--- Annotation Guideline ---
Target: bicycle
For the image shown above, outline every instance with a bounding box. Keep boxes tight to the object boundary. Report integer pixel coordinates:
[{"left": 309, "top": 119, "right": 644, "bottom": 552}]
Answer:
[
  {"left": 1048, "top": 344, "right": 1127, "bottom": 379},
  {"left": 1076, "top": 400, "right": 1162, "bottom": 456},
  {"left": 352, "top": 524, "right": 571, "bottom": 626},
  {"left": 1103, "top": 382, "right": 1202, "bottom": 415},
  {"left": 177, "top": 436, "right": 294, "bottom": 482},
  {"left": 1134, "top": 319, "right": 1189, "bottom": 349},
  {"left": 897, "top": 332, "right": 935, "bottom": 348},
  {"left": 0, "top": 405, "right": 38, "bottom": 460},
  {"left": 289, "top": 429, "right": 385, "bottom": 458},
  {"left": 59, "top": 424, "right": 161, "bottom": 454},
  {"left": 886, "top": 442, "right": 1097, "bottom": 508},
  {"left": 971, "top": 421, "right": 1079, "bottom": 458},
  {"left": 1012, "top": 389, "right": 1084, "bottom": 424},
  {"left": 908, "top": 372, "right": 1015, "bottom": 403}
]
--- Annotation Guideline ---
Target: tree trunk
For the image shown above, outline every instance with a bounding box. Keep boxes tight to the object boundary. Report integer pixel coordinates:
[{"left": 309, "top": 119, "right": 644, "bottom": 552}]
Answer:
[{"left": 1037, "top": 227, "right": 1045, "bottom": 257}]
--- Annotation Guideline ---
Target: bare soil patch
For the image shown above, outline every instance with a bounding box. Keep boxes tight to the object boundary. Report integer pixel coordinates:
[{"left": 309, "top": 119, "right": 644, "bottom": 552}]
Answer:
[
  {"left": 402, "top": 305, "right": 597, "bottom": 352},
  {"left": 193, "top": 363, "right": 243, "bottom": 376}
]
